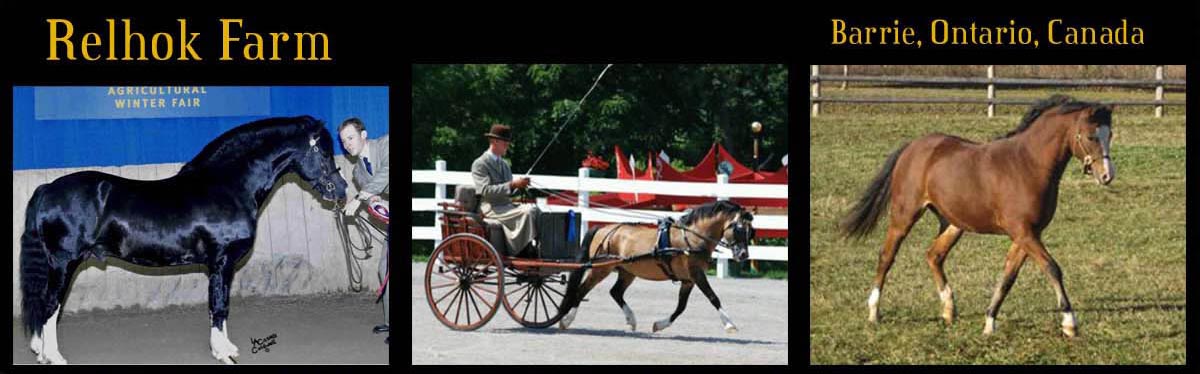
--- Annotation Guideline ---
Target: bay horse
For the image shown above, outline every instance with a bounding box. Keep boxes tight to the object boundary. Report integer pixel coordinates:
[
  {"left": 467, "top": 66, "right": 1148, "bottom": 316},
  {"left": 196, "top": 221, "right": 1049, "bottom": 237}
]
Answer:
[
  {"left": 20, "top": 116, "right": 349, "bottom": 364},
  {"left": 839, "top": 95, "right": 1114, "bottom": 337},
  {"left": 558, "top": 200, "right": 754, "bottom": 333}
]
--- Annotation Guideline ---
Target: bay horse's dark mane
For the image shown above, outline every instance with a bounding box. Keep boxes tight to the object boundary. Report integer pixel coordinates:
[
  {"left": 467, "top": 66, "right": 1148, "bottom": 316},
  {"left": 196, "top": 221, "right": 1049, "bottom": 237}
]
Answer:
[
  {"left": 680, "top": 200, "right": 744, "bottom": 226},
  {"left": 178, "top": 115, "right": 327, "bottom": 175},
  {"left": 993, "top": 94, "right": 1112, "bottom": 141}
]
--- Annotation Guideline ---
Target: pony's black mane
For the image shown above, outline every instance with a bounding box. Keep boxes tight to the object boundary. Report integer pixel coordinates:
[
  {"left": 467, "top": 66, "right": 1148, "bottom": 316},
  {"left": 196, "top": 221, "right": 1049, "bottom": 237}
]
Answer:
[
  {"left": 178, "top": 116, "right": 327, "bottom": 175},
  {"left": 993, "top": 94, "right": 1112, "bottom": 140},
  {"left": 680, "top": 200, "right": 745, "bottom": 226}
]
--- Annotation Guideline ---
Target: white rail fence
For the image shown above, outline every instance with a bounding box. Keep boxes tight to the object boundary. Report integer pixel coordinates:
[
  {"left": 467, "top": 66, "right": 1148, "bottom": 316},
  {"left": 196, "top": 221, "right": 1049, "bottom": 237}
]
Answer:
[{"left": 412, "top": 160, "right": 789, "bottom": 278}]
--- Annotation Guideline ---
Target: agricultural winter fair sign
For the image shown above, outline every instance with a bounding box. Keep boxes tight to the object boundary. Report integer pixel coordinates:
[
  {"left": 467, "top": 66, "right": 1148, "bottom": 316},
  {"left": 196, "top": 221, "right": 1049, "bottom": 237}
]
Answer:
[
  {"left": 831, "top": 18, "right": 1144, "bottom": 48},
  {"left": 34, "top": 86, "right": 270, "bottom": 120}
]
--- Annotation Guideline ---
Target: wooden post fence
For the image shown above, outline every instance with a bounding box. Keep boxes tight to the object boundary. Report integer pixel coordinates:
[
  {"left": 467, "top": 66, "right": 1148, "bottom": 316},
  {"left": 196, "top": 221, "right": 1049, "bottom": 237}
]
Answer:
[{"left": 809, "top": 65, "right": 1186, "bottom": 118}]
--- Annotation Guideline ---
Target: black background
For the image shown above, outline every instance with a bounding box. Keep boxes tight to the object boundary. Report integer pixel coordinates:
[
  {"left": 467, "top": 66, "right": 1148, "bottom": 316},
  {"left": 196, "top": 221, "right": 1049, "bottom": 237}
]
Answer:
[{"left": 3, "top": 1, "right": 1197, "bottom": 370}]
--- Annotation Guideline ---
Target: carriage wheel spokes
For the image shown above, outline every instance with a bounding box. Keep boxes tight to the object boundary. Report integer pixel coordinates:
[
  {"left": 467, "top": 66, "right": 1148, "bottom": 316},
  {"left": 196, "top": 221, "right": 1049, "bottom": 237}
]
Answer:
[
  {"left": 425, "top": 234, "right": 504, "bottom": 331},
  {"left": 502, "top": 267, "right": 572, "bottom": 328}
]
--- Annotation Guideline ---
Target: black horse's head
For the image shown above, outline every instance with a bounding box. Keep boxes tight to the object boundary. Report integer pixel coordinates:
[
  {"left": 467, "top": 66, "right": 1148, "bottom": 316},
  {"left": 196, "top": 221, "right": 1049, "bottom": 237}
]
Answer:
[
  {"left": 293, "top": 123, "right": 350, "bottom": 202},
  {"left": 179, "top": 115, "right": 349, "bottom": 204}
]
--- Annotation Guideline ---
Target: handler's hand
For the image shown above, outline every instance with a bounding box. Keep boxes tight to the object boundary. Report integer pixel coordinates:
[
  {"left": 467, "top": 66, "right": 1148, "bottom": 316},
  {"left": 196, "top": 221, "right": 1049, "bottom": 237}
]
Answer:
[
  {"left": 510, "top": 177, "right": 531, "bottom": 190},
  {"left": 343, "top": 198, "right": 362, "bottom": 216}
]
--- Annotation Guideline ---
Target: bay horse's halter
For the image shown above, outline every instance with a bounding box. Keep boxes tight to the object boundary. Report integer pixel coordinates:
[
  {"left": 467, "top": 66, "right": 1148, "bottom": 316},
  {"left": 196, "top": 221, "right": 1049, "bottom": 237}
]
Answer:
[{"left": 1072, "top": 125, "right": 1111, "bottom": 175}]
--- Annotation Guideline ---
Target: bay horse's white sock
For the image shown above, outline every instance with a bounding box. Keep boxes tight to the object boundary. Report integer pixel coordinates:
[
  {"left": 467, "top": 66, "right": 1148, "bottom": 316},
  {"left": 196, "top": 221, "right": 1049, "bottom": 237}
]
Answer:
[
  {"left": 621, "top": 304, "right": 637, "bottom": 331},
  {"left": 867, "top": 287, "right": 881, "bottom": 322},
  {"left": 559, "top": 307, "right": 578, "bottom": 330},
  {"left": 719, "top": 308, "right": 738, "bottom": 333},
  {"left": 1062, "top": 312, "right": 1078, "bottom": 337}
]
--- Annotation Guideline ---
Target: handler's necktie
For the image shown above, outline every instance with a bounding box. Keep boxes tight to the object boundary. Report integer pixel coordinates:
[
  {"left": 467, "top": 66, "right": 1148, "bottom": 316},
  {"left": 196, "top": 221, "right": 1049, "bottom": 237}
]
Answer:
[{"left": 364, "top": 157, "right": 373, "bottom": 175}]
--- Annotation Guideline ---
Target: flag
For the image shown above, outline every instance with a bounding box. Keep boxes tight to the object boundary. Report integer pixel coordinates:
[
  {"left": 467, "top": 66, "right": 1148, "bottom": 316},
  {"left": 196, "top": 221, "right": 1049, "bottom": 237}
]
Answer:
[{"left": 630, "top": 154, "right": 638, "bottom": 202}]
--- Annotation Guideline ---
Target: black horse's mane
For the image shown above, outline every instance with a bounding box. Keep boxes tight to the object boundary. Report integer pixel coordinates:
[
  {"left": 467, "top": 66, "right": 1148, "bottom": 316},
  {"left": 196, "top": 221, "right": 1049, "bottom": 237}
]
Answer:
[
  {"left": 178, "top": 116, "right": 328, "bottom": 175},
  {"left": 994, "top": 94, "right": 1112, "bottom": 141},
  {"left": 679, "top": 200, "right": 746, "bottom": 226}
]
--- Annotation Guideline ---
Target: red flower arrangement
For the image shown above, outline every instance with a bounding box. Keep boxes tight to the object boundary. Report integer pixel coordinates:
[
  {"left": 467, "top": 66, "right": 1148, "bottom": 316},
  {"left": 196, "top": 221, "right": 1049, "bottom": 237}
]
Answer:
[{"left": 581, "top": 150, "right": 610, "bottom": 171}]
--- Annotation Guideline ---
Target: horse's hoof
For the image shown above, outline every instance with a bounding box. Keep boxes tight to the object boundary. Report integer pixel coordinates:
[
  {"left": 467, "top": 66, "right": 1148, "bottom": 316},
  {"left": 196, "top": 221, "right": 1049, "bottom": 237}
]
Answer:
[
  {"left": 942, "top": 307, "right": 957, "bottom": 325},
  {"left": 983, "top": 316, "right": 996, "bottom": 335},
  {"left": 1062, "top": 312, "right": 1078, "bottom": 337},
  {"left": 212, "top": 348, "right": 240, "bottom": 364},
  {"left": 559, "top": 307, "right": 577, "bottom": 330},
  {"left": 40, "top": 353, "right": 67, "bottom": 365},
  {"left": 1062, "top": 325, "right": 1078, "bottom": 338},
  {"left": 652, "top": 319, "right": 671, "bottom": 332},
  {"left": 724, "top": 324, "right": 739, "bottom": 334}
]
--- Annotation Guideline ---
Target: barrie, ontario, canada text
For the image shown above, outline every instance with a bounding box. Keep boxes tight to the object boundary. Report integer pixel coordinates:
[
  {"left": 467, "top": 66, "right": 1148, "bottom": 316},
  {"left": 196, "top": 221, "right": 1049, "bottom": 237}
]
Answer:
[{"left": 831, "top": 19, "right": 1144, "bottom": 48}]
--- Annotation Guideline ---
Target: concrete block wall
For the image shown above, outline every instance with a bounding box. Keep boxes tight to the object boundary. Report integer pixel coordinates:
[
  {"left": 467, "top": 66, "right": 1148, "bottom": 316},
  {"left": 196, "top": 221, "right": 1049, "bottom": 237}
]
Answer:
[{"left": 11, "top": 156, "right": 386, "bottom": 317}]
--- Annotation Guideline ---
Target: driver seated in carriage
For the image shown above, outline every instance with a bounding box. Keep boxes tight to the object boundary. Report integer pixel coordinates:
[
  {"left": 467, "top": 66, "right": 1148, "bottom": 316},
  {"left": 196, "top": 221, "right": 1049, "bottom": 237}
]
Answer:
[{"left": 472, "top": 123, "right": 540, "bottom": 256}]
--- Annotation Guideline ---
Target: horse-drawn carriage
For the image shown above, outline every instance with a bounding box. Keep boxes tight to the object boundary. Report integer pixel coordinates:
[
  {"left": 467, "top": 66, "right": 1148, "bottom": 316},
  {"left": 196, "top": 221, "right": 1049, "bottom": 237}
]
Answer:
[
  {"left": 425, "top": 185, "right": 756, "bottom": 333},
  {"left": 424, "top": 186, "right": 595, "bottom": 330}
]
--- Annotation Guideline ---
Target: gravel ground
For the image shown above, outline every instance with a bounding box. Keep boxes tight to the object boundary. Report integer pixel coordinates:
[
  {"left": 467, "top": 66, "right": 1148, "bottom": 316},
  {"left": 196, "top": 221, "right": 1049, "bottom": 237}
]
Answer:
[
  {"left": 13, "top": 292, "right": 390, "bottom": 365},
  {"left": 411, "top": 262, "right": 788, "bottom": 365}
]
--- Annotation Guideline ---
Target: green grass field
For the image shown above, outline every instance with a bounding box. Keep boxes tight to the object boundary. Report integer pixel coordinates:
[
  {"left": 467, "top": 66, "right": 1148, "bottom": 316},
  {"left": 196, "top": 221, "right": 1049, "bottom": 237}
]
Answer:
[{"left": 809, "top": 89, "right": 1186, "bottom": 364}]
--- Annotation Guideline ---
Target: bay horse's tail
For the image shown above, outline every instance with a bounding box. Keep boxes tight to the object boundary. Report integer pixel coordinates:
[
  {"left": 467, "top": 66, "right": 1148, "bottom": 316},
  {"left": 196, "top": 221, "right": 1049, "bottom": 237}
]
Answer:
[
  {"left": 562, "top": 226, "right": 600, "bottom": 311},
  {"left": 840, "top": 142, "right": 910, "bottom": 240},
  {"left": 20, "top": 184, "right": 52, "bottom": 337}
]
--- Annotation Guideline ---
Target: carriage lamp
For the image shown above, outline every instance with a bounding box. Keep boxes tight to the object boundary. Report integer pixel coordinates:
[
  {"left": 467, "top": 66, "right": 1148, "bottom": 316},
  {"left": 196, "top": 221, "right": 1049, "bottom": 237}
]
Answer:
[
  {"left": 749, "top": 121, "right": 763, "bottom": 274},
  {"left": 750, "top": 121, "right": 763, "bottom": 172}
]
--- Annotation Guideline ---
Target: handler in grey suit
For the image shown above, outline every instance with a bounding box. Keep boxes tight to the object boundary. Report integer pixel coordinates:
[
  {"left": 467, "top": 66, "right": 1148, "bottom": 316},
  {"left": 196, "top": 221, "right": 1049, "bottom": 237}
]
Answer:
[
  {"left": 337, "top": 117, "right": 390, "bottom": 340},
  {"left": 472, "top": 124, "right": 539, "bottom": 255}
]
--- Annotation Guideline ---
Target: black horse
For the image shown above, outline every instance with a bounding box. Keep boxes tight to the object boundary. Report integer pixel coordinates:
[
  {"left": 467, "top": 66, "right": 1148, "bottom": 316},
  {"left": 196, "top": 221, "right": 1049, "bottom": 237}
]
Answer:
[{"left": 19, "top": 116, "right": 348, "bottom": 364}]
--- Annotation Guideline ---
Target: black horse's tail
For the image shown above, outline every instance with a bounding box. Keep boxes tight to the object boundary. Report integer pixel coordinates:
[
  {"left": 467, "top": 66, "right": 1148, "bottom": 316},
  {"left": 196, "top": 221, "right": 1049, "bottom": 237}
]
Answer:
[
  {"left": 840, "top": 142, "right": 910, "bottom": 240},
  {"left": 21, "top": 184, "right": 51, "bottom": 337},
  {"left": 562, "top": 226, "right": 600, "bottom": 311}
]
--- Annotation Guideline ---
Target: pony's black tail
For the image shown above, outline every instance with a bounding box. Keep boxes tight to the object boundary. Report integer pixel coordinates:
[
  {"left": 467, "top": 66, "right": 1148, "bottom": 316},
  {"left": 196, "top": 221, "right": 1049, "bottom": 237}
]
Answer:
[
  {"left": 21, "top": 184, "right": 51, "bottom": 337},
  {"left": 562, "top": 226, "right": 599, "bottom": 311},
  {"left": 840, "top": 142, "right": 910, "bottom": 240}
]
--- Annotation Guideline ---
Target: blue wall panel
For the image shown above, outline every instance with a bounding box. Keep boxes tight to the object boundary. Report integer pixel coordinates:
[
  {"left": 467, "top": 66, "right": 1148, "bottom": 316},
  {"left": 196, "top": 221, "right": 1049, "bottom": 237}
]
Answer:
[{"left": 12, "top": 86, "right": 389, "bottom": 170}]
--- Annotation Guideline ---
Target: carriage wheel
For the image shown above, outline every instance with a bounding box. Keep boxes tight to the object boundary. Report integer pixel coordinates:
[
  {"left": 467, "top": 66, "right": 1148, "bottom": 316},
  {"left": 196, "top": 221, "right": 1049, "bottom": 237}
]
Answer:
[
  {"left": 425, "top": 233, "right": 504, "bottom": 331},
  {"left": 501, "top": 267, "right": 578, "bottom": 328}
]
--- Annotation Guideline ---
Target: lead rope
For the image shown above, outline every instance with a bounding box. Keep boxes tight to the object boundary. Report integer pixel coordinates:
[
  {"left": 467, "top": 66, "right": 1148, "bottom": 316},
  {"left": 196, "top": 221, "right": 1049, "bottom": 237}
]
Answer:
[{"left": 333, "top": 205, "right": 387, "bottom": 292}]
